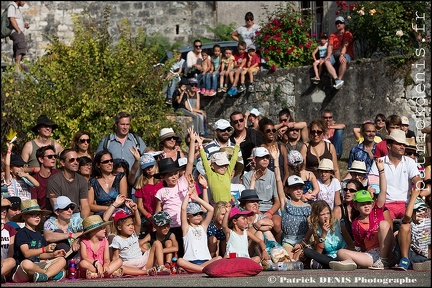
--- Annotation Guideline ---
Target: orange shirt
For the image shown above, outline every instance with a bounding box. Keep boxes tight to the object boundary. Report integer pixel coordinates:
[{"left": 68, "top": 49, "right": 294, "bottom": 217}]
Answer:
[{"left": 329, "top": 30, "right": 354, "bottom": 58}]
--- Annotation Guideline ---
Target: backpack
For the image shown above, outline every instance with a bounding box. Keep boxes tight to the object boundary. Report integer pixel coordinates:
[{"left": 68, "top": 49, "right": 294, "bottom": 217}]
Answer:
[
  {"left": 1, "top": 4, "right": 14, "bottom": 39},
  {"left": 102, "top": 133, "right": 141, "bottom": 152}
]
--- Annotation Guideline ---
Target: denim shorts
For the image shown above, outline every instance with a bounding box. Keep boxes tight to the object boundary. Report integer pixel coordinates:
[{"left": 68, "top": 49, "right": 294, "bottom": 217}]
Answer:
[{"left": 329, "top": 53, "right": 352, "bottom": 66}]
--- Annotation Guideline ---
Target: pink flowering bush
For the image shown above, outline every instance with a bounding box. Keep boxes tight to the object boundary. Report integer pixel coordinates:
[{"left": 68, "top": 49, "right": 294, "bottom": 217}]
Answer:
[
  {"left": 254, "top": 3, "right": 317, "bottom": 70},
  {"left": 335, "top": 1, "right": 430, "bottom": 58}
]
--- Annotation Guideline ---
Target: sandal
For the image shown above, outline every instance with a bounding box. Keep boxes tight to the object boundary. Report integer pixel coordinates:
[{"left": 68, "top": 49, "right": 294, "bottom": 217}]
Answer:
[
  {"left": 112, "top": 267, "right": 124, "bottom": 278},
  {"left": 368, "top": 258, "right": 388, "bottom": 270},
  {"left": 392, "top": 257, "right": 410, "bottom": 271},
  {"left": 176, "top": 267, "right": 188, "bottom": 274},
  {"left": 146, "top": 267, "right": 157, "bottom": 276},
  {"left": 86, "top": 270, "right": 99, "bottom": 279}
]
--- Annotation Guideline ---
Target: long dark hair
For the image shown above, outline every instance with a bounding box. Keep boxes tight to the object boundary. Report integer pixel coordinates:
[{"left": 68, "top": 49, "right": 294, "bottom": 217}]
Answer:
[{"left": 91, "top": 150, "right": 113, "bottom": 178}]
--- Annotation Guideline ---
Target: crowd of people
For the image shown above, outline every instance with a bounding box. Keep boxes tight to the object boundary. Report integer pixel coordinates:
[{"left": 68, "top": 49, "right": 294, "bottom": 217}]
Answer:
[{"left": 1, "top": 105, "right": 430, "bottom": 283}]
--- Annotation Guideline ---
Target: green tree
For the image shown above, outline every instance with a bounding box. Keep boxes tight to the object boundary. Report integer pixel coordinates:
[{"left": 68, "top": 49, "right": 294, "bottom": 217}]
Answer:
[{"left": 1, "top": 6, "right": 179, "bottom": 152}]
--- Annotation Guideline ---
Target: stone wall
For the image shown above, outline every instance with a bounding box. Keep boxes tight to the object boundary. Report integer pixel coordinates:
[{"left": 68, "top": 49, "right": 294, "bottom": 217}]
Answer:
[{"left": 199, "top": 55, "right": 431, "bottom": 159}]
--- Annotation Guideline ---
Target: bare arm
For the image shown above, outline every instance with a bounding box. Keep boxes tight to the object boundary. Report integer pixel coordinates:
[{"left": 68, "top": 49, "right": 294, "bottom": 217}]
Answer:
[{"left": 376, "top": 158, "right": 387, "bottom": 208}]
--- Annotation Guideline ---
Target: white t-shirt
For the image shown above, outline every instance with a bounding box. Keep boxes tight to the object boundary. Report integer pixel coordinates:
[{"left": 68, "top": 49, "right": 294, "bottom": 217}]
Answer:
[
  {"left": 110, "top": 231, "right": 143, "bottom": 262},
  {"left": 369, "top": 155, "right": 420, "bottom": 203},
  {"left": 317, "top": 177, "right": 341, "bottom": 210},
  {"left": 236, "top": 24, "right": 261, "bottom": 47}
]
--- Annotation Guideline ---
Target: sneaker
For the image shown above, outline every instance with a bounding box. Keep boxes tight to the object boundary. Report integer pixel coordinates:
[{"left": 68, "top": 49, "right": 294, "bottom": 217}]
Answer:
[
  {"left": 217, "top": 87, "right": 223, "bottom": 93},
  {"left": 52, "top": 269, "right": 65, "bottom": 281},
  {"left": 413, "top": 260, "right": 431, "bottom": 271},
  {"left": 311, "top": 77, "right": 320, "bottom": 84},
  {"left": 200, "top": 88, "right": 206, "bottom": 94},
  {"left": 204, "top": 90, "right": 210, "bottom": 96},
  {"left": 238, "top": 84, "right": 246, "bottom": 93},
  {"left": 368, "top": 258, "right": 388, "bottom": 270},
  {"left": 165, "top": 99, "right": 172, "bottom": 105},
  {"left": 33, "top": 272, "right": 49, "bottom": 282},
  {"left": 1, "top": 275, "right": 6, "bottom": 283},
  {"left": 329, "top": 260, "right": 357, "bottom": 271},
  {"left": 310, "top": 259, "right": 323, "bottom": 269},
  {"left": 227, "top": 87, "right": 238, "bottom": 96},
  {"left": 392, "top": 257, "right": 410, "bottom": 271},
  {"left": 333, "top": 79, "right": 344, "bottom": 89},
  {"left": 222, "top": 86, "right": 227, "bottom": 93},
  {"left": 248, "top": 84, "right": 255, "bottom": 92},
  {"left": 209, "top": 89, "right": 216, "bottom": 96}
]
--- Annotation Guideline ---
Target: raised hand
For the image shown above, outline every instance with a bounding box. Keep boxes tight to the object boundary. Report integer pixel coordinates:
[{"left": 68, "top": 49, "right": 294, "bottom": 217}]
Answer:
[
  {"left": 234, "top": 133, "right": 246, "bottom": 146},
  {"left": 129, "top": 146, "right": 141, "bottom": 161}
]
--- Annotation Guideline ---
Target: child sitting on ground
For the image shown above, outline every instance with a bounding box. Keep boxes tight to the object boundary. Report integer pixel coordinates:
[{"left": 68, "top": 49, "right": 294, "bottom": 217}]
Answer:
[{"left": 177, "top": 182, "right": 222, "bottom": 273}]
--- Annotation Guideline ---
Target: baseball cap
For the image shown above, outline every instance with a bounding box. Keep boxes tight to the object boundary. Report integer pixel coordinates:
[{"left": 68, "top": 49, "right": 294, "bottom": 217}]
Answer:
[
  {"left": 113, "top": 209, "right": 133, "bottom": 225},
  {"left": 353, "top": 190, "right": 374, "bottom": 203},
  {"left": 10, "top": 154, "right": 27, "bottom": 166},
  {"left": 151, "top": 211, "right": 171, "bottom": 227},
  {"left": 214, "top": 119, "right": 233, "bottom": 131},
  {"left": 253, "top": 147, "right": 269, "bottom": 158},
  {"left": 335, "top": 16, "right": 345, "bottom": 23},
  {"left": 401, "top": 116, "right": 409, "bottom": 125},
  {"left": 140, "top": 153, "right": 156, "bottom": 169},
  {"left": 186, "top": 202, "right": 203, "bottom": 215},
  {"left": 247, "top": 44, "right": 256, "bottom": 51},
  {"left": 7, "top": 196, "right": 21, "bottom": 210},
  {"left": 287, "top": 175, "right": 304, "bottom": 187},
  {"left": 287, "top": 150, "right": 303, "bottom": 166},
  {"left": 413, "top": 197, "right": 428, "bottom": 211},
  {"left": 229, "top": 207, "right": 254, "bottom": 220},
  {"left": 209, "top": 152, "right": 230, "bottom": 166},
  {"left": 249, "top": 108, "right": 261, "bottom": 117},
  {"left": 54, "top": 196, "right": 77, "bottom": 211}
]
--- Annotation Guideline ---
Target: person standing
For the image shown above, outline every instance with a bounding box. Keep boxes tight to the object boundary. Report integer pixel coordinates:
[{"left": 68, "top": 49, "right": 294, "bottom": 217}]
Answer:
[
  {"left": 7, "top": 1, "right": 29, "bottom": 73},
  {"left": 231, "top": 12, "right": 261, "bottom": 48},
  {"left": 324, "top": 16, "right": 354, "bottom": 90},
  {"left": 21, "top": 115, "right": 64, "bottom": 174}
]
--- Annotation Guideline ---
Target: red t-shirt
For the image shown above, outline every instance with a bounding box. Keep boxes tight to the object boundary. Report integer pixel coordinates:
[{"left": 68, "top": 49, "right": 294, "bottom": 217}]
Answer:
[
  {"left": 248, "top": 53, "right": 261, "bottom": 68},
  {"left": 233, "top": 52, "right": 248, "bottom": 68},
  {"left": 134, "top": 181, "right": 164, "bottom": 215},
  {"left": 329, "top": 30, "right": 354, "bottom": 58}
]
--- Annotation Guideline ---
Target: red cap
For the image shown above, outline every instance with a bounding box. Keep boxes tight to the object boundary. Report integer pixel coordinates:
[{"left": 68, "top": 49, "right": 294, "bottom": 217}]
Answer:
[{"left": 113, "top": 209, "right": 132, "bottom": 225}]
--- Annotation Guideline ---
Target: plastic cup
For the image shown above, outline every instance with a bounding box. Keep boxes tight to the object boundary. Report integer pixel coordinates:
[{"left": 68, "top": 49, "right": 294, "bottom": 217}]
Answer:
[{"left": 229, "top": 252, "right": 237, "bottom": 259}]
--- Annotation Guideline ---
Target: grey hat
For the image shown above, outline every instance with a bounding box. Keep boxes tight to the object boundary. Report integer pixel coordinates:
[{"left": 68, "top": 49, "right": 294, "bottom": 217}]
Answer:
[
  {"left": 151, "top": 211, "right": 172, "bottom": 227},
  {"left": 238, "top": 189, "right": 261, "bottom": 202}
]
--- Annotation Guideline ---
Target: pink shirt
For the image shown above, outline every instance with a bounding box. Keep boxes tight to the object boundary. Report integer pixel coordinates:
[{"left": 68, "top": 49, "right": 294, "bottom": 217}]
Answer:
[
  {"left": 155, "top": 176, "right": 189, "bottom": 228},
  {"left": 82, "top": 237, "right": 107, "bottom": 264},
  {"left": 134, "top": 181, "right": 164, "bottom": 215}
]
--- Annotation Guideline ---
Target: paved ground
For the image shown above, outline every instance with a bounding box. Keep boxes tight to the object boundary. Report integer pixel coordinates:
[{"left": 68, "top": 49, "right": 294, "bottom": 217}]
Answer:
[{"left": 3, "top": 269, "right": 430, "bottom": 287}]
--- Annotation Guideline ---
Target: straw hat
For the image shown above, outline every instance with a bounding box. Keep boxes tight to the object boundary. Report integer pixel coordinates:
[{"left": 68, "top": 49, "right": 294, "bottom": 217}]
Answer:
[
  {"left": 317, "top": 158, "right": 334, "bottom": 171},
  {"left": 405, "top": 137, "right": 417, "bottom": 151},
  {"left": 78, "top": 215, "right": 112, "bottom": 238},
  {"left": 11, "top": 199, "right": 52, "bottom": 222},
  {"left": 386, "top": 129, "right": 409, "bottom": 145},
  {"left": 1, "top": 198, "right": 12, "bottom": 208},
  {"left": 347, "top": 160, "right": 367, "bottom": 174},
  {"left": 159, "top": 128, "right": 179, "bottom": 143}
]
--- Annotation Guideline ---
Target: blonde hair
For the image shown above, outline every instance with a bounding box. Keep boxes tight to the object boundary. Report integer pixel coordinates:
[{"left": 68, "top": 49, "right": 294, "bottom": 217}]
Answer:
[
  {"left": 309, "top": 200, "right": 335, "bottom": 234},
  {"left": 213, "top": 201, "right": 228, "bottom": 221}
]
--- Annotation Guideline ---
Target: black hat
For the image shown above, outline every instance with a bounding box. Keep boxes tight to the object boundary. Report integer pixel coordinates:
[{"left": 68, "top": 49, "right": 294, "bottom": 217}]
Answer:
[
  {"left": 10, "top": 154, "right": 27, "bottom": 166},
  {"left": 238, "top": 189, "right": 262, "bottom": 202},
  {"left": 32, "top": 115, "right": 58, "bottom": 133},
  {"left": 154, "top": 158, "right": 180, "bottom": 179},
  {"left": 180, "top": 77, "right": 189, "bottom": 86},
  {"left": 7, "top": 197, "right": 21, "bottom": 210}
]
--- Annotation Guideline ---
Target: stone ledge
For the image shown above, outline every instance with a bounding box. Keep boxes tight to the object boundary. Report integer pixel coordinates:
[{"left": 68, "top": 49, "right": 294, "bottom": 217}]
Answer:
[{"left": 166, "top": 113, "right": 194, "bottom": 138}]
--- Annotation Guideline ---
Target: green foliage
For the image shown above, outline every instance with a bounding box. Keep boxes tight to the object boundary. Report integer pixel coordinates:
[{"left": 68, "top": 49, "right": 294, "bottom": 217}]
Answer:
[
  {"left": 1, "top": 6, "right": 180, "bottom": 152},
  {"left": 254, "top": 3, "right": 318, "bottom": 70},
  {"left": 203, "top": 22, "right": 238, "bottom": 42},
  {"left": 335, "top": 1, "right": 431, "bottom": 59}
]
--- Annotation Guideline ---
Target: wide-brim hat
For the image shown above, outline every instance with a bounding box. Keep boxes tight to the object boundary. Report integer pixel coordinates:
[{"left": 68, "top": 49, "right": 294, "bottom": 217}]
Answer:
[
  {"left": 238, "top": 189, "right": 261, "bottom": 202},
  {"left": 78, "top": 215, "right": 112, "bottom": 238},
  {"left": 11, "top": 199, "right": 52, "bottom": 222},
  {"left": 159, "top": 128, "right": 179, "bottom": 143},
  {"left": 317, "top": 158, "right": 334, "bottom": 171},
  {"left": 154, "top": 157, "right": 180, "bottom": 179},
  {"left": 32, "top": 115, "right": 58, "bottom": 133},
  {"left": 347, "top": 160, "right": 367, "bottom": 174},
  {"left": 386, "top": 129, "right": 409, "bottom": 145}
]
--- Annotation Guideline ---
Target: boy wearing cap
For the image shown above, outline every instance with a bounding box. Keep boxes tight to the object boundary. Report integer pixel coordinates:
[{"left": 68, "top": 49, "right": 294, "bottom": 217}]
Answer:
[
  {"left": 240, "top": 44, "right": 260, "bottom": 93},
  {"left": 393, "top": 189, "right": 431, "bottom": 271},
  {"left": 324, "top": 16, "right": 354, "bottom": 90},
  {"left": 197, "top": 131, "right": 245, "bottom": 203},
  {"left": 400, "top": 116, "right": 416, "bottom": 139},
  {"left": 5, "top": 196, "right": 23, "bottom": 230}
]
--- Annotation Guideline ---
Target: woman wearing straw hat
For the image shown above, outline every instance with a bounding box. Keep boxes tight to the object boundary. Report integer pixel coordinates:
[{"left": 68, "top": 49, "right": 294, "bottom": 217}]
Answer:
[
  {"left": 11, "top": 199, "right": 67, "bottom": 283},
  {"left": 78, "top": 215, "right": 123, "bottom": 279}
]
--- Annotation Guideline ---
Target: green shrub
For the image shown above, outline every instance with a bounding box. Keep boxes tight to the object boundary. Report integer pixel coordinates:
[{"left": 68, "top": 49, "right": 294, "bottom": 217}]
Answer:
[
  {"left": 1, "top": 6, "right": 179, "bottom": 152},
  {"left": 254, "top": 3, "right": 318, "bottom": 70}
]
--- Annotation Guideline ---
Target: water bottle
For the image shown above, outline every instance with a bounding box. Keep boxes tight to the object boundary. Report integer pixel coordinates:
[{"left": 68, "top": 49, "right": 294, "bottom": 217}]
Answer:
[
  {"left": 274, "top": 261, "right": 303, "bottom": 271},
  {"left": 171, "top": 257, "right": 178, "bottom": 274},
  {"left": 68, "top": 259, "right": 77, "bottom": 279}
]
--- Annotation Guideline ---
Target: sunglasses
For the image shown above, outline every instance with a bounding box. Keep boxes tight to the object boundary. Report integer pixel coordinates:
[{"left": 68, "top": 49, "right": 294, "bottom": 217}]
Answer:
[
  {"left": 289, "top": 129, "right": 300, "bottom": 132},
  {"left": 100, "top": 159, "right": 114, "bottom": 164},
  {"left": 68, "top": 157, "right": 80, "bottom": 163},
  {"left": 231, "top": 118, "right": 245, "bottom": 125},
  {"left": 265, "top": 128, "right": 277, "bottom": 134},
  {"left": 218, "top": 128, "right": 232, "bottom": 133},
  {"left": 246, "top": 18, "right": 254, "bottom": 21},
  {"left": 59, "top": 205, "right": 74, "bottom": 211},
  {"left": 79, "top": 138, "right": 91, "bottom": 143},
  {"left": 44, "top": 154, "right": 58, "bottom": 159},
  {"left": 165, "top": 136, "right": 177, "bottom": 141},
  {"left": 311, "top": 130, "right": 323, "bottom": 135},
  {"left": 191, "top": 212, "right": 204, "bottom": 217},
  {"left": 195, "top": 45, "right": 202, "bottom": 48},
  {"left": 323, "top": 116, "right": 333, "bottom": 119},
  {"left": 343, "top": 188, "right": 357, "bottom": 193},
  {"left": 405, "top": 151, "right": 418, "bottom": 157},
  {"left": 190, "top": 83, "right": 197, "bottom": 87},
  {"left": 335, "top": 21, "right": 344, "bottom": 25}
]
